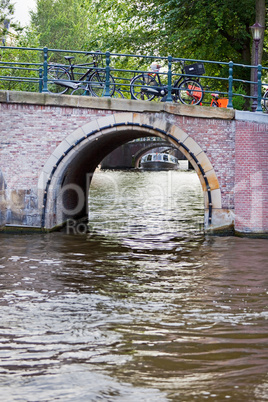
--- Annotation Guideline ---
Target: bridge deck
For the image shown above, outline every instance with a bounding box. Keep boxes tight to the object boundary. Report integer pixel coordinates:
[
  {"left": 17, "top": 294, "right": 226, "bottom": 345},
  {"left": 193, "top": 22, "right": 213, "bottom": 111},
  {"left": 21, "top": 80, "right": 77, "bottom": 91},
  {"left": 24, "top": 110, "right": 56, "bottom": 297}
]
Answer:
[{"left": 0, "top": 90, "right": 235, "bottom": 120}]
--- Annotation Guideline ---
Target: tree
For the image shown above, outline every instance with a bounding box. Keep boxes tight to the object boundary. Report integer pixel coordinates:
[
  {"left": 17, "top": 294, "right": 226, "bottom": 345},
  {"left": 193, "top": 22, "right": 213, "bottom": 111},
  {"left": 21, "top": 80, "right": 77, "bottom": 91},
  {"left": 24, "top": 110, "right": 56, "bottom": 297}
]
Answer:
[
  {"left": 13, "top": 0, "right": 268, "bottom": 105},
  {"left": 0, "top": 1, "right": 39, "bottom": 92},
  {"left": 29, "top": 0, "right": 143, "bottom": 56},
  {"left": 253, "top": 0, "right": 266, "bottom": 64},
  {"left": 104, "top": 0, "right": 266, "bottom": 101},
  {"left": 30, "top": 0, "right": 90, "bottom": 51},
  {"left": 250, "top": 0, "right": 266, "bottom": 96},
  {"left": 28, "top": 0, "right": 267, "bottom": 66},
  {"left": 0, "top": 0, "right": 22, "bottom": 44}
]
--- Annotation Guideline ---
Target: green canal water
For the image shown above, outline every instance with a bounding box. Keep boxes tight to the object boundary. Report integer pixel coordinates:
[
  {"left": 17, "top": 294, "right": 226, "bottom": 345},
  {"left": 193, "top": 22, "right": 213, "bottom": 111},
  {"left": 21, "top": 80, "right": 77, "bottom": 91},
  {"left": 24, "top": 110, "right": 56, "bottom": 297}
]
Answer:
[{"left": 0, "top": 170, "right": 267, "bottom": 401}]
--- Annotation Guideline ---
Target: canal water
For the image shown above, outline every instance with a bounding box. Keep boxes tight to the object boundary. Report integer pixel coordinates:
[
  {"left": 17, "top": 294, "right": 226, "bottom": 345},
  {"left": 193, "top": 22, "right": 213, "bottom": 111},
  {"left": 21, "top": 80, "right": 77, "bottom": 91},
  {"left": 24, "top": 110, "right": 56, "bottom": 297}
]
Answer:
[{"left": 0, "top": 170, "right": 267, "bottom": 401}]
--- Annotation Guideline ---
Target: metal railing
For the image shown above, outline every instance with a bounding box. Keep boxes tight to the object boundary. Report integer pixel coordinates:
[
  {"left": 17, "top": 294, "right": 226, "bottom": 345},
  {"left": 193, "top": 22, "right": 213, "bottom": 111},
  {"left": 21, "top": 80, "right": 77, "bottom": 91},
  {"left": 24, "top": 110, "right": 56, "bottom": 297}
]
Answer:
[{"left": 0, "top": 45, "right": 267, "bottom": 112}]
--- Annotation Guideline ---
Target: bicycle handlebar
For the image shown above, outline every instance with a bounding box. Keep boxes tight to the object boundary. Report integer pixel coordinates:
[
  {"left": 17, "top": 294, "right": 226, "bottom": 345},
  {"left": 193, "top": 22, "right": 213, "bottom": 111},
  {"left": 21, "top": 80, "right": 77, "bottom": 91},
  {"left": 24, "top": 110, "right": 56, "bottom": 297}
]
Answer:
[
  {"left": 86, "top": 50, "right": 102, "bottom": 57},
  {"left": 86, "top": 51, "right": 103, "bottom": 65}
]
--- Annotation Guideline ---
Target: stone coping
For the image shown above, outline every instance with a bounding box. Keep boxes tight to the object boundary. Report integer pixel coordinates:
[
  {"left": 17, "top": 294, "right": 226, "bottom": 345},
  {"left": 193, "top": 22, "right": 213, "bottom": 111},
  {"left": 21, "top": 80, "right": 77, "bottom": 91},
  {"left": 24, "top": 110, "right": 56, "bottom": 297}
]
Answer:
[
  {"left": 0, "top": 90, "right": 235, "bottom": 120},
  {"left": 235, "top": 110, "right": 268, "bottom": 123}
]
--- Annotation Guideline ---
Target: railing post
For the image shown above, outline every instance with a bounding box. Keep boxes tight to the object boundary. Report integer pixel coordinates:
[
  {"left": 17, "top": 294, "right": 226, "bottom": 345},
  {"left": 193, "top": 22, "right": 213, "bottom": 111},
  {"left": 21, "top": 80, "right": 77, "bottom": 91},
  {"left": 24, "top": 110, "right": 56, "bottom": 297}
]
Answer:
[
  {"left": 42, "top": 47, "right": 49, "bottom": 93},
  {"left": 256, "top": 64, "right": 262, "bottom": 112},
  {"left": 39, "top": 67, "right": 43, "bottom": 93},
  {"left": 104, "top": 51, "right": 111, "bottom": 97},
  {"left": 165, "top": 55, "right": 173, "bottom": 103},
  {"left": 227, "top": 61, "right": 233, "bottom": 109}
]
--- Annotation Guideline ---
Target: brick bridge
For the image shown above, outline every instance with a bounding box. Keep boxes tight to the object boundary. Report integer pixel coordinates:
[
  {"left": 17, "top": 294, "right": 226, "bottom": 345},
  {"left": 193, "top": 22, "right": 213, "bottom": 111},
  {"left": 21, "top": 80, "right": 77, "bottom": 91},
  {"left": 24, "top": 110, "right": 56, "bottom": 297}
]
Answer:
[{"left": 0, "top": 90, "right": 268, "bottom": 236}]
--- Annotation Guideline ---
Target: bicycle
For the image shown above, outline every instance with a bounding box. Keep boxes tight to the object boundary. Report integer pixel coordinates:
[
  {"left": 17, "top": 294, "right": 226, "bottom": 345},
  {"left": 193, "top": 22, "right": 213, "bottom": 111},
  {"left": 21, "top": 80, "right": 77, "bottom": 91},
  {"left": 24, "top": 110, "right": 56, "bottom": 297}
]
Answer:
[
  {"left": 130, "top": 61, "right": 205, "bottom": 105},
  {"left": 210, "top": 93, "right": 228, "bottom": 107},
  {"left": 262, "top": 85, "right": 268, "bottom": 111},
  {"left": 70, "top": 85, "right": 125, "bottom": 98},
  {"left": 112, "top": 87, "right": 125, "bottom": 98},
  {"left": 47, "top": 51, "right": 115, "bottom": 97}
]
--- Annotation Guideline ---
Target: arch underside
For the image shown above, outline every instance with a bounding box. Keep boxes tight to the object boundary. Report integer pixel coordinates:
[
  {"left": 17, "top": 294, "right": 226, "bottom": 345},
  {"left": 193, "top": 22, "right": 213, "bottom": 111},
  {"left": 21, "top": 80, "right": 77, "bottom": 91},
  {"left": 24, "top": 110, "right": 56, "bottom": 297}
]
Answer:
[{"left": 39, "top": 113, "right": 229, "bottom": 232}]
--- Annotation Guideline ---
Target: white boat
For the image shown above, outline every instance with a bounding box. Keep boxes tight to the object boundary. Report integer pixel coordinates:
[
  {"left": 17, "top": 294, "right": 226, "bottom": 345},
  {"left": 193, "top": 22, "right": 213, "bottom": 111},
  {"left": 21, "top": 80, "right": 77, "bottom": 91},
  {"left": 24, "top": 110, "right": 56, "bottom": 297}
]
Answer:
[{"left": 140, "top": 153, "right": 179, "bottom": 170}]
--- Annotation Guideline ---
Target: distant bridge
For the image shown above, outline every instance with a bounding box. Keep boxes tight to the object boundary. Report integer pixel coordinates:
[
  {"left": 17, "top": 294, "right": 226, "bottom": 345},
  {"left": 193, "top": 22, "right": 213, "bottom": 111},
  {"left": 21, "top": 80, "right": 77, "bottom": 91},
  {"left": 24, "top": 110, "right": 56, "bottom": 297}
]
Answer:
[{"left": 0, "top": 90, "right": 268, "bottom": 236}]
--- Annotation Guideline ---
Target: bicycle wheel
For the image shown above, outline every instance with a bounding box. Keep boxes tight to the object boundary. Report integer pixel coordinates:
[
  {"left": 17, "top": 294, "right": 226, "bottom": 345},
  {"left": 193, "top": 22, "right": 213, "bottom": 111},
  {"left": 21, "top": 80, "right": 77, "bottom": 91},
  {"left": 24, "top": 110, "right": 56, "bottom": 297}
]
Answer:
[
  {"left": 263, "top": 91, "right": 268, "bottom": 112},
  {"left": 89, "top": 71, "right": 115, "bottom": 97},
  {"left": 47, "top": 66, "right": 71, "bottom": 94},
  {"left": 71, "top": 86, "right": 91, "bottom": 96},
  {"left": 130, "top": 74, "right": 158, "bottom": 101},
  {"left": 176, "top": 79, "right": 204, "bottom": 105},
  {"left": 112, "top": 88, "right": 125, "bottom": 98}
]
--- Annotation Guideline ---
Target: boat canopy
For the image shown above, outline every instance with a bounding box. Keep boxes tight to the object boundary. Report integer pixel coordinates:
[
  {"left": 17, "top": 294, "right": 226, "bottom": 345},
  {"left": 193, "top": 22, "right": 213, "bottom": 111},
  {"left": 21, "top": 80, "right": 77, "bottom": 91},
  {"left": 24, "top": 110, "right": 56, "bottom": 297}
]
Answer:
[{"left": 141, "top": 153, "right": 178, "bottom": 164}]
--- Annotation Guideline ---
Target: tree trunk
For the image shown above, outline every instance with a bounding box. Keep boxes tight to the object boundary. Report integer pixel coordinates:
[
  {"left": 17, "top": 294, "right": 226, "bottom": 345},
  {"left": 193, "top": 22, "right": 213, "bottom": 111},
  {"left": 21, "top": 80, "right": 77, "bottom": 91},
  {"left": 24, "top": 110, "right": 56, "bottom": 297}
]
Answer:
[{"left": 250, "top": 0, "right": 266, "bottom": 97}]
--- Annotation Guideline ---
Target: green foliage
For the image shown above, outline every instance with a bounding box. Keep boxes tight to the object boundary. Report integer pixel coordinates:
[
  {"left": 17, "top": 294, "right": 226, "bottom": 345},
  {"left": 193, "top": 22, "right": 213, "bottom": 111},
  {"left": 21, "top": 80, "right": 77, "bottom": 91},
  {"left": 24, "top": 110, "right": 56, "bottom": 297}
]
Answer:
[
  {"left": 1, "top": 22, "right": 42, "bottom": 92},
  {"left": 0, "top": 0, "right": 23, "bottom": 44},
  {"left": 233, "top": 84, "right": 247, "bottom": 110},
  {"left": 0, "top": 0, "right": 267, "bottom": 101},
  {"left": 20, "top": 0, "right": 266, "bottom": 68},
  {"left": 30, "top": 0, "right": 89, "bottom": 51},
  {"left": 0, "top": 45, "right": 42, "bottom": 92},
  {"left": 140, "top": 0, "right": 255, "bottom": 63}
]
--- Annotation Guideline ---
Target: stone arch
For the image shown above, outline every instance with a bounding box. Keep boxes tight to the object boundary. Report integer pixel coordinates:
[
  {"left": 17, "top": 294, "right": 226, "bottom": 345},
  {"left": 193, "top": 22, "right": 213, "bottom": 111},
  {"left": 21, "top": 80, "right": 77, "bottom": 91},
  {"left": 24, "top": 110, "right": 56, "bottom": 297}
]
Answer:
[
  {"left": 0, "top": 168, "right": 7, "bottom": 227},
  {"left": 38, "top": 112, "right": 222, "bottom": 231}
]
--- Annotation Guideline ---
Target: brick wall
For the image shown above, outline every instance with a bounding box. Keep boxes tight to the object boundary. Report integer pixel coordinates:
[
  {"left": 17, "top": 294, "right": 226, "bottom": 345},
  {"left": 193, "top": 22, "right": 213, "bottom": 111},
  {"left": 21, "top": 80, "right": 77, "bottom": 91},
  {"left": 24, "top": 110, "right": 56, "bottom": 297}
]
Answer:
[
  {"left": 0, "top": 94, "right": 268, "bottom": 234},
  {"left": 0, "top": 103, "right": 111, "bottom": 189},
  {"left": 0, "top": 104, "right": 236, "bottom": 209},
  {"left": 235, "top": 120, "right": 268, "bottom": 233},
  {"left": 171, "top": 115, "right": 236, "bottom": 210}
]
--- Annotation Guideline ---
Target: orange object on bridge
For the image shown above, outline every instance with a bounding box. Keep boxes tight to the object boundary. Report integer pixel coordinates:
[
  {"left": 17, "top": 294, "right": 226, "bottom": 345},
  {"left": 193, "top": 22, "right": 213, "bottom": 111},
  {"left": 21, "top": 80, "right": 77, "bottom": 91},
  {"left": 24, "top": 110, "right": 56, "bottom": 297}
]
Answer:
[
  {"left": 187, "top": 84, "right": 202, "bottom": 99},
  {"left": 217, "top": 98, "right": 228, "bottom": 108}
]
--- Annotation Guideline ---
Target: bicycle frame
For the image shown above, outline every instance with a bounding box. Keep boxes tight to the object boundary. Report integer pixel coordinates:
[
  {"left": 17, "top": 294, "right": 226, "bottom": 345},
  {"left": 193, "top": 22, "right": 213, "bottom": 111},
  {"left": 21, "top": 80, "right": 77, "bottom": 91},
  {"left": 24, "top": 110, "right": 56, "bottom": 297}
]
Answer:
[
  {"left": 144, "top": 71, "right": 188, "bottom": 92},
  {"left": 52, "top": 53, "right": 116, "bottom": 98},
  {"left": 141, "top": 65, "right": 202, "bottom": 97},
  {"left": 48, "top": 51, "right": 116, "bottom": 97},
  {"left": 61, "top": 57, "right": 98, "bottom": 84}
]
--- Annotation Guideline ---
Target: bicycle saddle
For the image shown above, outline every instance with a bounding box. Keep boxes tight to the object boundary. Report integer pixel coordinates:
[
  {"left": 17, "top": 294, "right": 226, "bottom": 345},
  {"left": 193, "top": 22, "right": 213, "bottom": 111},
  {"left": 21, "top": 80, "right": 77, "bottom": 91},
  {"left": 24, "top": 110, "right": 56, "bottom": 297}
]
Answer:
[{"left": 64, "top": 56, "right": 75, "bottom": 61}]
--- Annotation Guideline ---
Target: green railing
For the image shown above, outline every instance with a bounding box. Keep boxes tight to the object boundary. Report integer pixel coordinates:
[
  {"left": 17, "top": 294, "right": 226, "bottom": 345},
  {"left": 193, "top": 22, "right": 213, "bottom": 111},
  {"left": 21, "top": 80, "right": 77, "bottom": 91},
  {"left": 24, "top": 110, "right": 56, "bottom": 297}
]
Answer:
[{"left": 0, "top": 45, "right": 267, "bottom": 112}]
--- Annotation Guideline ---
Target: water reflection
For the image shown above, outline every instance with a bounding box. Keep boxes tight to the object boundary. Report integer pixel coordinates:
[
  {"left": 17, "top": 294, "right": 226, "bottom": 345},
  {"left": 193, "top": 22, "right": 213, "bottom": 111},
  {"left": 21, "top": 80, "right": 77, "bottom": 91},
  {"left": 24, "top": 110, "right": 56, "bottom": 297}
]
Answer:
[{"left": 0, "top": 171, "right": 267, "bottom": 401}]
